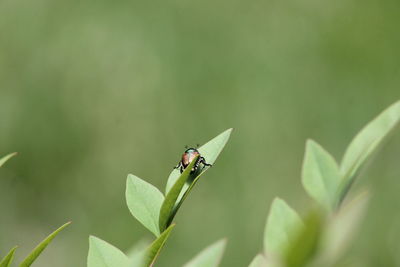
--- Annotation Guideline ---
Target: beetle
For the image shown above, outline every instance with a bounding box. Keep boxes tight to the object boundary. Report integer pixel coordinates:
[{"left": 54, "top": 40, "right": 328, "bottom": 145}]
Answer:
[{"left": 174, "top": 147, "right": 212, "bottom": 174}]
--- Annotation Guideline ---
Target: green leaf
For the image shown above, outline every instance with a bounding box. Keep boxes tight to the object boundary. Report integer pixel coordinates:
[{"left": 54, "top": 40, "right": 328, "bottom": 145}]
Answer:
[
  {"left": 165, "top": 128, "right": 233, "bottom": 194},
  {"left": 19, "top": 221, "right": 71, "bottom": 267},
  {"left": 197, "top": 128, "right": 233, "bottom": 166},
  {"left": 284, "top": 211, "right": 322, "bottom": 267},
  {"left": 144, "top": 224, "right": 175, "bottom": 267},
  {"left": 302, "top": 140, "right": 340, "bottom": 211},
  {"left": 165, "top": 169, "right": 182, "bottom": 197},
  {"left": 165, "top": 164, "right": 224, "bottom": 234},
  {"left": 0, "top": 153, "right": 17, "bottom": 168},
  {"left": 264, "top": 198, "right": 303, "bottom": 257},
  {"left": 159, "top": 156, "right": 199, "bottom": 232},
  {"left": 339, "top": 101, "right": 400, "bottom": 205},
  {"left": 165, "top": 165, "right": 211, "bottom": 232},
  {"left": 317, "top": 192, "right": 369, "bottom": 266},
  {"left": 126, "top": 239, "right": 149, "bottom": 267},
  {"left": 183, "top": 239, "right": 227, "bottom": 267},
  {"left": 0, "top": 246, "right": 17, "bottom": 267},
  {"left": 248, "top": 254, "right": 268, "bottom": 267},
  {"left": 130, "top": 252, "right": 146, "bottom": 267},
  {"left": 161, "top": 129, "right": 233, "bottom": 233},
  {"left": 126, "top": 174, "right": 165, "bottom": 236},
  {"left": 87, "top": 236, "right": 130, "bottom": 267}
]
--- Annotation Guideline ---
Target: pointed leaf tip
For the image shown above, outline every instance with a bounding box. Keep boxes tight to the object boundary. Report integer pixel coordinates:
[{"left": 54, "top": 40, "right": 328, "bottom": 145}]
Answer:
[
  {"left": 0, "top": 246, "right": 18, "bottom": 267},
  {"left": 165, "top": 128, "right": 233, "bottom": 194},
  {"left": 19, "top": 222, "right": 71, "bottom": 267},
  {"left": 197, "top": 128, "right": 233, "bottom": 166},
  {"left": 248, "top": 254, "right": 268, "bottom": 267},
  {"left": 264, "top": 198, "right": 303, "bottom": 257},
  {"left": 339, "top": 100, "right": 400, "bottom": 206},
  {"left": 183, "top": 239, "right": 227, "bottom": 267},
  {"left": 126, "top": 174, "right": 164, "bottom": 237},
  {"left": 0, "top": 152, "right": 17, "bottom": 168},
  {"left": 302, "top": 140, "right": 340, "bottom": 211},
  {"left": 88, "top": 236, "right": 130, "bottom": 267}
]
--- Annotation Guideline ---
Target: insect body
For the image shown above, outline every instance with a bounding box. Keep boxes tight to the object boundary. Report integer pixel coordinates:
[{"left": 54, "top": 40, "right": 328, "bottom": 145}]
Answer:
[{"left": 175, "top": 148, "right": 212, "bottom": 174}]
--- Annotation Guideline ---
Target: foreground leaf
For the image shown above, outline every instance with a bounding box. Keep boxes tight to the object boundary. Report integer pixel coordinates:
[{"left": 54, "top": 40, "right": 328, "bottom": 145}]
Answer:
[
  {"left": 166, "top": 164, "right": 213, "bottom": 231},
  {"left": 165, "top": 159, "right": 226, "bottom": 232},
  {"left": 87, "top": 236, "right": 130, "bottom": 267},
  {"left": 183, "top": 239, "right": 227, "bottom": 267},
  {"left": 159, "top": 157, "right": 198, "bottom": 232},
  {"left": 339, "top": 101, "right": 400, "bottom": 205},
  {"left": 162, "top": 129, "right": 233, "bottom": 232},
  {"left": 126, "top": 174, "right": 165, "bottom": 236},
  {"left": 302, "top": 140, "right": 340, "bottom": 211},
  {"left": 19, "top": 222, "right": 71, "bottom": 267},
  {"left": 264, "top": 198, "right": 303, "bottom": 257},
  {"left": 165, "top": 128, "right": 233, "bottom": 194},
  {"left": 0, "top": 153, "right": 17, "bottom": 168},
  {"left": 0, "top": 246, "right": 17, "bottom": 267},
  {"left": 248, "top": 254, "right": 268, "bottom": 267},
  {"left": 145, "top": 224, "right": 175, "bottom": 267},
  {"left": 284, "top": 211, "right": 322, "bottom": 267}
]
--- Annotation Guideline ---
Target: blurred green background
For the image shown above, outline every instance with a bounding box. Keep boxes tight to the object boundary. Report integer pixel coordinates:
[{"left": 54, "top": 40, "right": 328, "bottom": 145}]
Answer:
[{"left": 1, "top": 0, "right": 400, "bottom": 266}]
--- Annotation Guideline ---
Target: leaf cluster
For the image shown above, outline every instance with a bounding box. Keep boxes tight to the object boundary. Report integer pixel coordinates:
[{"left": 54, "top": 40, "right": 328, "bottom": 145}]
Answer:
[
  {"left": 87, "top": 129, "right": 233, "bottom": 267},
  {"left": 0, "top": 153, "right": 71, "bottom": 267},
  {"left": 3, "top": 100, "right": 398, "bottom": 267},
  {"left": 251, "top": 101, "right": 400, "bottom": 267}
]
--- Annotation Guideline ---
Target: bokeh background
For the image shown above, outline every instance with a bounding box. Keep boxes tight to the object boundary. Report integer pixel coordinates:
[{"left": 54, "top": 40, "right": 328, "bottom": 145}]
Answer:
[{"left": 1, "top": 0, "right": 400, "bottom": 266}]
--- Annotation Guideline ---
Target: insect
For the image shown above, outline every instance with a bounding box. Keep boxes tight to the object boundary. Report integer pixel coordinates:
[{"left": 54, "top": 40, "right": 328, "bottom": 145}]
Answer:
[{"left": 174, "top": 147, "right": 212, "bottom": 174}]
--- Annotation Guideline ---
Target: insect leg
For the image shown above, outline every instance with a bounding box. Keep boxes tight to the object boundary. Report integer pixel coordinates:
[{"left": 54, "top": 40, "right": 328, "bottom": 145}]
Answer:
[
  {"left": 200, "top": 157, "right": 212, "bottom": 167},
  {"left": 174, "top": 161, "right": 182, "bottom": 170}
]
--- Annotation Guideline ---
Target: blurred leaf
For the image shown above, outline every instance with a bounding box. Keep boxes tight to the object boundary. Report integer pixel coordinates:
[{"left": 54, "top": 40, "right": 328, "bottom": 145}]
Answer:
[
  {"left": 183, "top": 239, "right": 227, "bottom": 267},
  {"left": 316, "top": 192, "right": 369, "bottom": 266},
  {"left": 165, "top": 128, "right": 233, "bottom": 194},
  {"left": 284, "top": 211, "right": 322, "bottom": 267},
  {"left": 87, "top": 236, "right": 130, "bottom": 267},
  {"left": 145, "top": 224, "right": 175, "bottom": 267},
  {"left": 159, "top": 157, "right": 198, "bottom": 232},
  {"left": 248, "top": 254, "right": 268, "bottom": 267},
  {"left": 130, "top": 255, "right": 145, "bottom": 267},
  {"left": 126, "top": 174, "right": 164, "bottom": 237},
  {"left": 264, "top": 198, "right": 303, "bottom": 257},
  {"left": 339, "top": 101, "right": 400, "bottom": 205},
  {"left": 302, "top": 140, "right": 340, "bottom": 211},
  {"left": 126, "top": 239, "right": 150, "bottom": 265},
  {"left": 0, "top": 246, "right": 17, "bottom": 267},
  {"left": 19, "top": 222, "right": 71, "bottom": 267},
  {"left": 0, "top": 152, "right": 17, "bottom": 168}
]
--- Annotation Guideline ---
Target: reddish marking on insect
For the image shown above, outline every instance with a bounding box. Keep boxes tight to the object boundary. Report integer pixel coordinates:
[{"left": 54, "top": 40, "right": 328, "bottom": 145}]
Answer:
[
  {"left": 174, "top": 148, "right": 212, "bottom": 174},
  {"left": 181, "top": 150, "right": 200, "bottom": 168}
]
